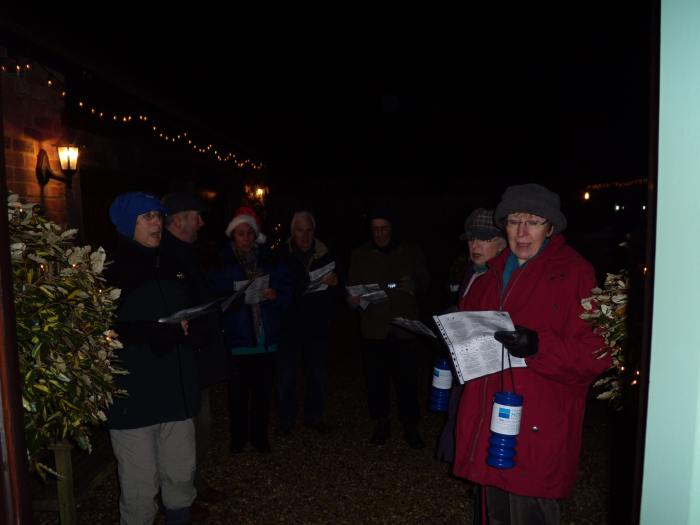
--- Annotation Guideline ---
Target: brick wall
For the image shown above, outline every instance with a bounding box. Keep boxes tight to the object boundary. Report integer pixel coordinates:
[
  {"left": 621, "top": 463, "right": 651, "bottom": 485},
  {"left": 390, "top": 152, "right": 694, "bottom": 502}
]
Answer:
[{"left": 1, "top": 58, "right": 79, "bottom": 229}]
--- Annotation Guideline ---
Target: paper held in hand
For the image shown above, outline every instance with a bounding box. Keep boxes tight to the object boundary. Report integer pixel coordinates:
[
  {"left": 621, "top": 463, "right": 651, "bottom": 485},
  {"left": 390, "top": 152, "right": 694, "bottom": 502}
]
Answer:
[
  {"left": 158, "top": 299, "right": 222, "bottom": 324},
  {"left": 432, "top": 310, "right": 527, "bottom": 384},
  {"left": 390, "top": 317, "right": 437, "bottom": 338},
  {"left": 306, "top": 261, "right": 336, "bottom": 294},
  {"left": 234, "top": 274, "right": 270, "bottom": 304},
  {"left": 346, "top": 284, "right": 389, "bottom": 310},
  {"left": 158, "top": 278, "right": 256, "bottom": 324}
]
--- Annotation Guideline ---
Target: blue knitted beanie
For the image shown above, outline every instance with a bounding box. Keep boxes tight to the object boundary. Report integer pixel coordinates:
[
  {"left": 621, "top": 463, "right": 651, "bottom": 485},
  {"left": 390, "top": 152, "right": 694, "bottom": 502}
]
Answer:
[{"left": 109, "top": 192, "right": 165, "bottom": 238}]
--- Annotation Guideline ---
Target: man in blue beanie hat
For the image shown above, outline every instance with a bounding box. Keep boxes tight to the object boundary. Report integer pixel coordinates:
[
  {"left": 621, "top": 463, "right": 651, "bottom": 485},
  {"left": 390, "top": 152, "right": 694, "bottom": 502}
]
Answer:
[{"left": 105, "top": 191, "right": 201, "bottom": 525}]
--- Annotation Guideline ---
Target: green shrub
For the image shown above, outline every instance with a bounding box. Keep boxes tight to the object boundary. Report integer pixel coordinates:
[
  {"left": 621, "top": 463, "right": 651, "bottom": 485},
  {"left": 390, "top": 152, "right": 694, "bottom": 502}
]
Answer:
[
  {"left": 581, "top": 271, "right": 629, "bottom": 409},
  {"left": 8, "top": 193, "right": 126, "bottom": 476}
]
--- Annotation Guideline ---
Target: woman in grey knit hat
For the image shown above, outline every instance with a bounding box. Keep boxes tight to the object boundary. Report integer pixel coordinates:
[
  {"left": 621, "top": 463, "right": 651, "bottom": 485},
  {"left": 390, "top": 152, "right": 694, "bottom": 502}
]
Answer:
[{"left": 452, "top": 183, "right": 610, "bottom": 525}]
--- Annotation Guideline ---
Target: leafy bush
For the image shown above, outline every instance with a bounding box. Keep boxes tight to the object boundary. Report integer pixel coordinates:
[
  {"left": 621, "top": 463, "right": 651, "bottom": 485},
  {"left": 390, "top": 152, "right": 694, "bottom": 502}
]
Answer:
[
  {"left": 581, "top": 271, "right": 629, "bottom": 409},
  {"left": 8, "top": 193, "right": 125, "bottom": 476}
]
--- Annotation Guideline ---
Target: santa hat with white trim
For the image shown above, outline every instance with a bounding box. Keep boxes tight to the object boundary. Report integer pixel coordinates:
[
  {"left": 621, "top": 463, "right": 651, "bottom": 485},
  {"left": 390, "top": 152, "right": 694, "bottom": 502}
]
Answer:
[{"left": 225, "top": 206, "right": 267, "bottom": 244}]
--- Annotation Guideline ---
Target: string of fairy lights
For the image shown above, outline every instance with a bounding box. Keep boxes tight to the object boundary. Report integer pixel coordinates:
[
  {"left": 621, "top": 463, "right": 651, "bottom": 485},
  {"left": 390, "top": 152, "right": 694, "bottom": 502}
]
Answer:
[
  {"left": 585, "top": 178, "right": 648, "bottom": 190},
  {"left": 582, "top": 178, "right": 648, "bottom": 211},
  {"left": 1, "top": 57, "right": 265, "bottom": 172},
  {"left": 580, "top": 178, "right": 650, "bottom": 389},
  {"left": 6, "top": 57, "right": 650, "bottom": 395}
]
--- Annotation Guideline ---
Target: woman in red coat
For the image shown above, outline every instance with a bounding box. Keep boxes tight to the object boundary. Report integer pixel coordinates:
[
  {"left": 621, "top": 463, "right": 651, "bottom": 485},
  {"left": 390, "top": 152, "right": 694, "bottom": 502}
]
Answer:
[{"left": 453, "top": 183, "right": 612, "bottom": 524}]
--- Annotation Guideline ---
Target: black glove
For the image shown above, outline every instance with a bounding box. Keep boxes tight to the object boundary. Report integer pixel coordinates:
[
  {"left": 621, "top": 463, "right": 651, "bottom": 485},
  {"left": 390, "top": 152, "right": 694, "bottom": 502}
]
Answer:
[
  {"left": 114, "top": 320, "right": 186, "bottom": 356},
  {"left": 230, "top": 292, "right": 246, "bottom": 311},
  {"left": 494, "top": 325, "right": 539, "bottom": 358},
  {"left": 149, "top": 322, "right": 187, "bottom": 356},
  {"left": 186, "top": 316, "right": 210, "bottom": 349},
  {"left": 221, "top": 292, "right": 246, "bottom": 313}
]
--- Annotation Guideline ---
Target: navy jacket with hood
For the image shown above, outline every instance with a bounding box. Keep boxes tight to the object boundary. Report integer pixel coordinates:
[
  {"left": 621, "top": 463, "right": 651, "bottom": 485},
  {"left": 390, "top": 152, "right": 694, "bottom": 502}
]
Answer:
[{"left": 208, "top": 243, "right": 293, "bottom": 350}]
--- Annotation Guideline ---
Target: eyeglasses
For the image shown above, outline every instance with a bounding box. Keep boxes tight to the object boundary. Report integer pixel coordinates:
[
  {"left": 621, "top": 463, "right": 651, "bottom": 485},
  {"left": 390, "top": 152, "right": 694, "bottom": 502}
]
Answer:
[
  {"left": 139, "top": 211, "right": 162, "bottom": 221},
  {"left": 505, "top": 219, "right": 548, "bottom": 229}
]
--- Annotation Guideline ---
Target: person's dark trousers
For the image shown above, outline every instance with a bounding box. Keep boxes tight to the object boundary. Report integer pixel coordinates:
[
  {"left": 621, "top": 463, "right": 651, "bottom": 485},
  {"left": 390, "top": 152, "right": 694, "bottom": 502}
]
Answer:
[
  {"left": 485, "top": 486, "right": 560, "bottom": 525},
  {"left": 473, "top": 485, "right": 483, "bottom": 525},
  {"left": 228, "top": 353, "right": 275, "bottom": 449},
  {"left": 361, "top": 337, "right": 420, "bottom": 425},
  {"left": 194, "top": 387, "right": 212, "bottom": 488},
  {"left": 276, "top": 335, "right": 328, "bottom": 427}
]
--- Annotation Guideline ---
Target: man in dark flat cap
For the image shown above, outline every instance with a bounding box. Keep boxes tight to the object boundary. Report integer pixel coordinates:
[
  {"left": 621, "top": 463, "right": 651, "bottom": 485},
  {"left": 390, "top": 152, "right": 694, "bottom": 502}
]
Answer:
[{"left": 161, "top": 192, "right": 228, "bottom": 507}]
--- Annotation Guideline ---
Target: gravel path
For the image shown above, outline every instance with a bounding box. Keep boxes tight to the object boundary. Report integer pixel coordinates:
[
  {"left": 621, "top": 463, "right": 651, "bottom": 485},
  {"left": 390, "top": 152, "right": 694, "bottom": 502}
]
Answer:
[{"left": 34, "top": 314, "right": 610, "bottom": 524}]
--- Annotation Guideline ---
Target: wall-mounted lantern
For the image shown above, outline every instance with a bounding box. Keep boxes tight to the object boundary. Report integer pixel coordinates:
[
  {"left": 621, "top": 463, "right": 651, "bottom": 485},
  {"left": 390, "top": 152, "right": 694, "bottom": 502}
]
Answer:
[
  {"left": 244, "top": 184, "right": 269, "bottom": 205},
  {"left": 36, "top": 145, "right": 80, "bottom": 189}
]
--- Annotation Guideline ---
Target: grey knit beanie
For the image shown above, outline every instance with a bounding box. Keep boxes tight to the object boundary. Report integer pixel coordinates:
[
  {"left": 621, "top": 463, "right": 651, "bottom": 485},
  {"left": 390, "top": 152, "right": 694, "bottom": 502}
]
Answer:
[{"left": 494, "top": 183, "right": 567, "bottom": 233}]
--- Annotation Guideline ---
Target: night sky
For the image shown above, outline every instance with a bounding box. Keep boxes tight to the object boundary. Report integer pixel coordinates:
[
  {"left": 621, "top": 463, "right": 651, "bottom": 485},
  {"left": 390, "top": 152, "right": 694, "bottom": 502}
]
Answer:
[{"left": 2, "top": 4, "right": 655, "bottom": 303}]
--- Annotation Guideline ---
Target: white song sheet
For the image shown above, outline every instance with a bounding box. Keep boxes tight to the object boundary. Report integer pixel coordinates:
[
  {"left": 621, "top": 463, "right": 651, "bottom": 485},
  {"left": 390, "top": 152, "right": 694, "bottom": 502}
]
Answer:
[
  {"left": 432, "top": 311, "right": 526, "bottom": 384},
  {"left": 158, "top": 298, "right": 222, "bottom": 324},
  {"left": 158, "top": 279, "right": 256, "bottom": 323},
  {"left": 346, "top": 284, "right": 389, "bottom": 310},
  {"left": 390, "top": 317, "right": 437, "bottom": 338},
  {"left": 234, "top": 274, "right": 270, "bottom": 304},
  {"left": 306, "top": 262, "right": 336, "bottom": 294}
]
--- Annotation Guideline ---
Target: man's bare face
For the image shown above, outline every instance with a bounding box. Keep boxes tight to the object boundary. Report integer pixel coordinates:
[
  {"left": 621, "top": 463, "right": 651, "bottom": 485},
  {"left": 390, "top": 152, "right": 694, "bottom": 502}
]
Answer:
[
  {"left": 292, "top": 216, "right": 315, "bottom": 252},
  {"left": 371, "top": 219, "right": 392, "bottom": 248}
]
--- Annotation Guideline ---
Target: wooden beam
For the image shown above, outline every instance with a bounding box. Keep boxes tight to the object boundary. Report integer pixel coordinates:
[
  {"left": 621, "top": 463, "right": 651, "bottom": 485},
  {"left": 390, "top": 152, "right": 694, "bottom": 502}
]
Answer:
[{"left": 0, "top": 56, "right": 33, "bottom": 525}]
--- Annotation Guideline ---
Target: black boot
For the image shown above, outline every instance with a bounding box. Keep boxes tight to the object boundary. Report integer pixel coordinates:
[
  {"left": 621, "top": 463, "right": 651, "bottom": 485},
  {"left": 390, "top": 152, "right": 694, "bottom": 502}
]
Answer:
[
  {"left": 370, "top": 418, "right": 390, "bottom": 445},
  {"left": 252, "top": 437, "right": 272, "bottom": 453},
  {"left": 403, "top": 424, "right": 425, "bottom": 449}
]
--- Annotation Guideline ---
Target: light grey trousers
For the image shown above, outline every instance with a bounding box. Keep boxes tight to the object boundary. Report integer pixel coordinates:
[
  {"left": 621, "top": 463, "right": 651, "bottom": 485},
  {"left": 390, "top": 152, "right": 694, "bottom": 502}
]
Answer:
[{"left": 110, "top": 419, "right": 197, "bottom": 525}]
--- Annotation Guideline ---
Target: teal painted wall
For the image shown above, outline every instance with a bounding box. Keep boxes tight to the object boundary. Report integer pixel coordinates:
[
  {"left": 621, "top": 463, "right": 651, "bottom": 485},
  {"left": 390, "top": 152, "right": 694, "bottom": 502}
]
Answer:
[{"left": 641, "top": 2, "right": 700, "bottom": 523}]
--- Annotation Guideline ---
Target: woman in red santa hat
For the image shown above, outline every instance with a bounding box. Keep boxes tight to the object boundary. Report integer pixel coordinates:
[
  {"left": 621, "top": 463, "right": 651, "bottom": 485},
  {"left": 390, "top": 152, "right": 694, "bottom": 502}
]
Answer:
[{"left": 209, "top": 206, "right": 294, "bottom": 453}]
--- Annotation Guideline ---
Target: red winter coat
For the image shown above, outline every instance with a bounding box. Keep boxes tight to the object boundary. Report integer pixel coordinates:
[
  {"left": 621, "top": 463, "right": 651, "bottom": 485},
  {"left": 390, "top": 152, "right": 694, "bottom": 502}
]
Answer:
[{"left": 453, "top": 234, "right": 611, "bottom": 499}]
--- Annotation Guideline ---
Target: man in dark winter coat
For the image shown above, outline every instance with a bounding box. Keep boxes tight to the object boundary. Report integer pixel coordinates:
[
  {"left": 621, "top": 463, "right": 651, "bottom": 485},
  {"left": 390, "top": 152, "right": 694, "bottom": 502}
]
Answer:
[
  {"left": 347, "top": 208, "right": 431, "bottom": 449},
  {"left": 106, "top": 192, "right": 200, "bottom": 525},
  {"left": 161, "top": 191, "right": 228, "bottom": 506},
  {"left": 276, "top": 211, "right": 341, "bottom": 435}
]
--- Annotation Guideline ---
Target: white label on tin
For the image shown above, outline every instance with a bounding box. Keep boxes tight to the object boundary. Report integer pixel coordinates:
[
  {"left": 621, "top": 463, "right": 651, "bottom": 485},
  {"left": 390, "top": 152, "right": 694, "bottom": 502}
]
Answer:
[
  {"left": 490, "top": 402, "right": 522, "bottom": 436},
  {"left": 432, "top": 368, "right": 453, "bottom": 390}
]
